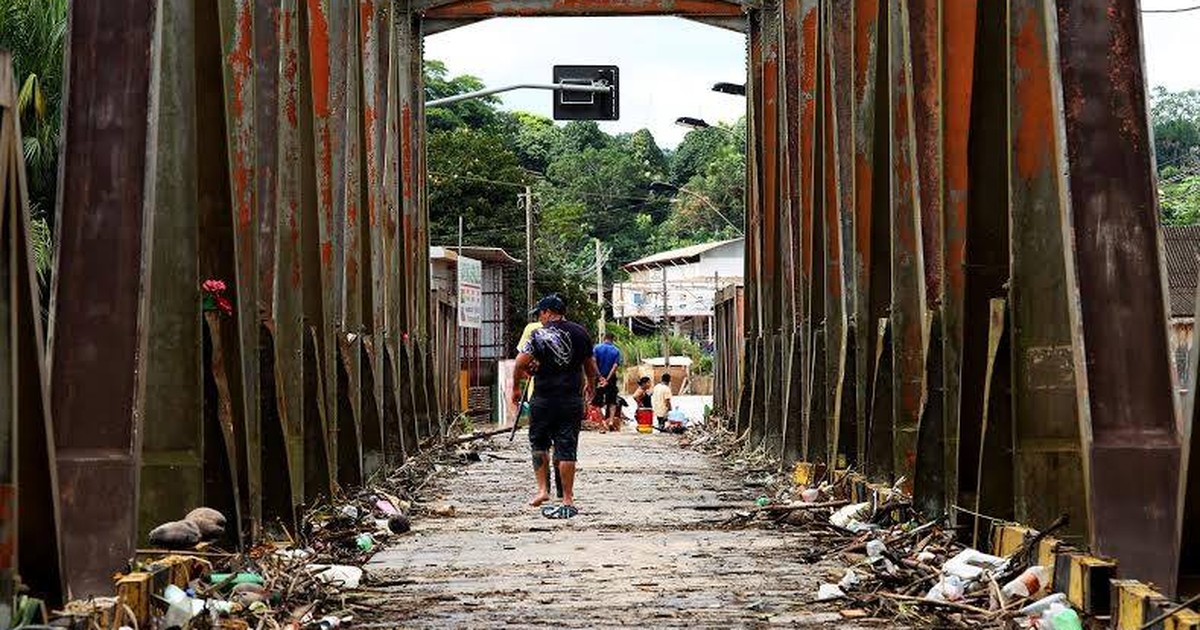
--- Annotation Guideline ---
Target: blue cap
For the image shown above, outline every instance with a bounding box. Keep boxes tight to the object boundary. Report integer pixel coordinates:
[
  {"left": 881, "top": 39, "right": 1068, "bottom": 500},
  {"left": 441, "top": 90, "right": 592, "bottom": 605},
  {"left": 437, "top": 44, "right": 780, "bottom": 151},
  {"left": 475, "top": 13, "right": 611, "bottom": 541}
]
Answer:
[{"left": 530, "top": 294, "right": 566, "bottom": 317}]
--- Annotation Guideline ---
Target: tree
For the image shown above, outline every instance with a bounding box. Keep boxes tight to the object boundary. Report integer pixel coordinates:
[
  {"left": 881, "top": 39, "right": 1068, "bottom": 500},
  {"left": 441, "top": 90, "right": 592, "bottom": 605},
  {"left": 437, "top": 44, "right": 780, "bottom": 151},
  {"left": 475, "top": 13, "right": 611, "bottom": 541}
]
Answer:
[
  {"left": 498, "top": 111, "right": 562, "bottom": 174},
  {"left": 669, "top": 126, "right": 730, "bottom": 185},
  {"left": 424, "top": 60, "right": 501, "bottom": 132},
  {"left": 1151, "top": 87, "right": 1200, "bottom": 173},
  {"left": 0, "top": 0, "right": 68, "bottom": 276},
  {"left": 1151, "top": 88, "right": 1200, "bottom": 224},
  {"left": 427, "top": 127, "right": 528, "bottom": 254}
]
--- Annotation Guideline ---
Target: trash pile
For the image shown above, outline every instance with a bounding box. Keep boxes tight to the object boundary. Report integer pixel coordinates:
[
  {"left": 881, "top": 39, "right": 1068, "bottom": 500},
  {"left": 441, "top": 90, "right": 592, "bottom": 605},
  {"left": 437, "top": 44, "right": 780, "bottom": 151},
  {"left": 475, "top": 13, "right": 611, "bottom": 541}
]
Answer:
[
  {"left": 51, "top": 439, "right": 483, "bottom": 629},
  {"left": 682, "top": 421, "right": 1085, "bottom": 628}
]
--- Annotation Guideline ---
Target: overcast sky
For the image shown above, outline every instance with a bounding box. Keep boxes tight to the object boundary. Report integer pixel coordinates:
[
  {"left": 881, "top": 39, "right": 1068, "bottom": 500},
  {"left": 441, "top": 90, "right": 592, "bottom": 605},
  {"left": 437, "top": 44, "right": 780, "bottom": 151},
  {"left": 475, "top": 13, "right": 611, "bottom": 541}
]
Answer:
[{"left": 427, "top": 2, "right": 1199, "bottom": 149}]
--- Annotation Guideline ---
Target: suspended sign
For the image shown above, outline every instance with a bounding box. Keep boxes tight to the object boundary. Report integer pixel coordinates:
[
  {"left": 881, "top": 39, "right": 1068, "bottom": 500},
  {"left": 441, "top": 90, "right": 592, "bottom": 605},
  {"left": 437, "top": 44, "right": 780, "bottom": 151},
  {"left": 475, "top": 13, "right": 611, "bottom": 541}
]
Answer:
[{"left": 457, "top": 256, "right": 482, "bottom": 329}]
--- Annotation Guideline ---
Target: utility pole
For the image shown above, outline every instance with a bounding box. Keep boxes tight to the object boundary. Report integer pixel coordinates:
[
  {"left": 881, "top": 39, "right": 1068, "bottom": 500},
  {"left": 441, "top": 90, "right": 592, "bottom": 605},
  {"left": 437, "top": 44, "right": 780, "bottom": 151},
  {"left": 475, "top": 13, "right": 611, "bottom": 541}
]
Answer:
[
  {"left": 595, "top": 238, "right": 605, "bottom": 336},
  {"left": 524, "top": 186, "right": 533, "bottom": 311},
  {"left": 457, "top": 215, "right": 464, "bottom": 256},
  {"left": 662, "top": 265, "right": 670, "bottom": 370}
]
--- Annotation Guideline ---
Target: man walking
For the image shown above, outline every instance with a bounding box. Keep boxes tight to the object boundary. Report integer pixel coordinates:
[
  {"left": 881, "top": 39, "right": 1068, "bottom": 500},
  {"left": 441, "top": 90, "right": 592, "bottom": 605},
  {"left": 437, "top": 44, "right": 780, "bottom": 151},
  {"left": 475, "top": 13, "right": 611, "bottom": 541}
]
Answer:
[
  {"left": 512, "top": 294, "right": 599, "bottom": 519},
  {"left": 593, "top": 332, "right": 622, "bottom": 425}
]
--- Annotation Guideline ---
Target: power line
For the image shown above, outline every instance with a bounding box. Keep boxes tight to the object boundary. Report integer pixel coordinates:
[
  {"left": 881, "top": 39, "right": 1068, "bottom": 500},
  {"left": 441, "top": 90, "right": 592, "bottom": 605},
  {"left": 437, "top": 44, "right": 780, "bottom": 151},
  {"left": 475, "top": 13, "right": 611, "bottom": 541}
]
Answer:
[
  {"left": 429, "top": 170, "right": 664, "bottom": 205},
  {"left": 1142, "top": 3, "right": 1200, "bottom": 12}
]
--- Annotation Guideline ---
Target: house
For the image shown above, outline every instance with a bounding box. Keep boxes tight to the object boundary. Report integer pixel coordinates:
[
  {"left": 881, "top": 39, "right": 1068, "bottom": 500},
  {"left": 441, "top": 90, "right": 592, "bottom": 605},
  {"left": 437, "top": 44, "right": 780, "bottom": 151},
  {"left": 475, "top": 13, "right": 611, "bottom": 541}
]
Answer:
[
  {"left": 429, "top": 246, "right": 521, "bottom": 417},
  {"left": 611, "top": 238, "right": 744, "bottom": 340},
  {"left": 1164, "top": 225, "right": 1200, "bottom": 394}
]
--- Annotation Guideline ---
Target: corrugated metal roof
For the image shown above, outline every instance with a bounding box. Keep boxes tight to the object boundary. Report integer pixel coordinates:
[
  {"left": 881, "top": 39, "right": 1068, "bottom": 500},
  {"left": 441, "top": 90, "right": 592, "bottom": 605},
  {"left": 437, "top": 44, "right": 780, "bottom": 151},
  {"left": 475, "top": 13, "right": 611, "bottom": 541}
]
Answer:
[
  {"left": 430, "top": 246, "right": 522, "bottom": 265},
  {"left": 1163, "top": 225, "right": 1200, "bottom": 318},
  {"left": 623, "top": 238, "right": 743, "bottom": 271}
]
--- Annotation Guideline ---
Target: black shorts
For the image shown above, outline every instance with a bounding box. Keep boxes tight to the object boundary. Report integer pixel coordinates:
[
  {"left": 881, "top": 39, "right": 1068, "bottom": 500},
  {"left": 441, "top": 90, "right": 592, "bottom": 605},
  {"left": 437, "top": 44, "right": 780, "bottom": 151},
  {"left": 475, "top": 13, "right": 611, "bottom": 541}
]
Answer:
[
  {"left": 597, "top": 381, "right": 619, "bottom": 406},
  {"left": 529, "top": 397, "right": 584, "bottom": 462}
]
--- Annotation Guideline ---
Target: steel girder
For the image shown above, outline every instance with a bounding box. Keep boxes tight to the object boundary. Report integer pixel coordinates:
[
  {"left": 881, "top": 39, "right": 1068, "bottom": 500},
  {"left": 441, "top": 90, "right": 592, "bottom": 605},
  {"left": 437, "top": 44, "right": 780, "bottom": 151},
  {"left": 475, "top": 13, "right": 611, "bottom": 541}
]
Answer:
[{"left": 722, "top": 0, "right": 1196, "bottom": 596}]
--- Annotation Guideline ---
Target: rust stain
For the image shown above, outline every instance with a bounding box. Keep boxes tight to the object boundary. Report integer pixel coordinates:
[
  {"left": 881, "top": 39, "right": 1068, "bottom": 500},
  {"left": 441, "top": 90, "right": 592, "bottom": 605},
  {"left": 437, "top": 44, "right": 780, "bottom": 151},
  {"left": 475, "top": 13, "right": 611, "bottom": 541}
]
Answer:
[
  {"left": 1013, "top": 8, "right": 1051, "bottom": 180},
  {"left": 942, "top": 0, "right": 977, "bottom": 297},
  {"left": 228, "top": 0, "right": 254, "bottom": 116},
  {"left": 799, "top": 6, "right": 818, "bottom": 279},
  {"left": 322, "top": 241, "right": 333, "bottom": 266},
  {"left": 854, "top": 0, "right": 879, "bottom": 98},
  {"left": 824, "top": 46, "right": 842, "bottom": 301},
  {"left": 401, "top": 105, "right": 414, "bottom": 203},
  {"left": 306, "top": 0, "right": 331, "bottom": 117}
]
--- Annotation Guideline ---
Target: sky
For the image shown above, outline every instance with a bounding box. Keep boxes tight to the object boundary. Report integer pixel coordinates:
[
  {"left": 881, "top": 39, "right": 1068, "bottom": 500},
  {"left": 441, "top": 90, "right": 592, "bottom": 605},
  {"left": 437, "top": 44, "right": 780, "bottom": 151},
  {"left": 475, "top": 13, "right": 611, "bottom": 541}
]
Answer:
[{"left": 427, "top": 3, "right": 1199, "bottom": 149}]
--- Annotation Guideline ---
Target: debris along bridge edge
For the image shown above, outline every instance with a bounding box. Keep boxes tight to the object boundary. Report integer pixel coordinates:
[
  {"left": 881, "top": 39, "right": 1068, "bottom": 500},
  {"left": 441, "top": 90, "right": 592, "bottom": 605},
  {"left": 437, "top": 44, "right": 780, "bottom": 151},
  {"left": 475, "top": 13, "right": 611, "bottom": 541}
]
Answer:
[{"left": 0, "top": 0, "right": 1196, "bottom": 609}]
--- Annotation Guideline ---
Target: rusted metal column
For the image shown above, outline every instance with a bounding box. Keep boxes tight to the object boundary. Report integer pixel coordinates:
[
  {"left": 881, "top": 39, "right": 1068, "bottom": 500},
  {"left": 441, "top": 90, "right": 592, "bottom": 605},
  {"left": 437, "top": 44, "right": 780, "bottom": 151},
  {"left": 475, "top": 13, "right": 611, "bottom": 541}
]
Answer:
[
  {"left": 758, "top": 0, "right": 784, "bottom": 455},
  {"left": 866, "top": 318, "right": 894, "bottom": 478},
  {"left": 1007, "top": 0, "right": 1088, "bottom": 543},
  {"left": 779, "top": 0, "right": 804, "bottom": 464},
  {"left": 252, "top": 0, "right": 279, "bottom": 530},
  {"left": 744, "top": 8, "right": 767, "bottom": 447},
  {"left": 360, "top": 0, "right": 397, "bottom": 464},
  {"left": 140, "top": 0, "right": 205, "bottom": 545},
  {"left": 852, "top": 0, "right": 883, "bottom": 468},
  {"left": 1054, "top": 0, "right": 1183, "bottom": 595},
  {"left": 973, "top": 298, "right": 1013, "bottom": 546},
  {"left": 337, "top": 1, "right": 367, "bottom": 485},
  {"left": 305, "top": 0, "right": 343, "bottom": 497},
  {"left": 216, "top": 0, "right": 267, "bottom": 525},
  {"left": 50, "top": 0, "right": 156, "bottom": 598},
  {"left": 260, "top": 0, "right": 305, "bottom": 525},
  {"left": 787, "top": 0, "right": 818, "bottom": 463},
  {"left": 887, "top": 0, "right": 926, "bottom": 493},
  {"left": 829, "top": 0, "right": 856, "bottom": 468},
  {"left": 955, "top": 0, "right": 1006, "bottom": 520},
  {"left": 939, "top": 0, "right": 976, "bottom": 518},
  {"left": 906, "top": 0, "right": 943, "bottom": 516},
  {"left": 0, "top": 50, "right": 65, "bottom": 607},
  {"left": 395, "top": 9, "right": 427, "bottom": 442},
  {"left": 806, "top": 5, "right": 827, "bottom": 464}
]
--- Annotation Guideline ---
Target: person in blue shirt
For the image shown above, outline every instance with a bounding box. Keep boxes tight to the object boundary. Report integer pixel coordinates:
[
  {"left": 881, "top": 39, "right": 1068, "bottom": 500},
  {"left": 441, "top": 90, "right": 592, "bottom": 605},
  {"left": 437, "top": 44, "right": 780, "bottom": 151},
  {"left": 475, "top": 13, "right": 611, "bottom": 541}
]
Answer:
[{"left": 593, "top": 332, "right": 623, "bottom": 426}]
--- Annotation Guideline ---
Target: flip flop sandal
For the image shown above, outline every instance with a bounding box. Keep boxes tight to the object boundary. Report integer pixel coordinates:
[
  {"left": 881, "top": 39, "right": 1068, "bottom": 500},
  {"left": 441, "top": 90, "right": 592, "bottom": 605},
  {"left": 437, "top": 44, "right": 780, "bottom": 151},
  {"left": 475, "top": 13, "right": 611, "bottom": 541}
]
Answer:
[
  {"left": 540, "top": 505, "right": 560, "bottom": 518},
  {"left": 542, "top": 504, "right": 579, "bottom": 519}
]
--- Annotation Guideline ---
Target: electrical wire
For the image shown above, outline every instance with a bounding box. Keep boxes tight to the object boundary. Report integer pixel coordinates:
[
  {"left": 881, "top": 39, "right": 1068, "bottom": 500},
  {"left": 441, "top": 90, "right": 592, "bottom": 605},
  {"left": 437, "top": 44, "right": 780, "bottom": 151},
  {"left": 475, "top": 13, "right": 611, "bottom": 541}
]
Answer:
[{"left": 1142, "top": 3, "right": 1200, "bottom": 12}]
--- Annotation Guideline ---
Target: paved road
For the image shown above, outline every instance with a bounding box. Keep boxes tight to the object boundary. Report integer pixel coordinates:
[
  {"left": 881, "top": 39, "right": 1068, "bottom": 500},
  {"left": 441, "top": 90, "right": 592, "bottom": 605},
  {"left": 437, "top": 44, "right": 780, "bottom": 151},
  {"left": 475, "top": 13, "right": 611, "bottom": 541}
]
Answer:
[{"left": 362, "top": 430, "right": 868, "bottom": 628}]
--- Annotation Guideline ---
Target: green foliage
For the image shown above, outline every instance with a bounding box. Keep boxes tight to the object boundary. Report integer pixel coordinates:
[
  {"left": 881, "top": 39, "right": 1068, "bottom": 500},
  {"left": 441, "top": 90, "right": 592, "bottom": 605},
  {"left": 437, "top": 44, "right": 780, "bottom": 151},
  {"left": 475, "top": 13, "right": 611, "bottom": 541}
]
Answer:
[
  {"left": 1151, "top": 88, "right": 1200, "bottom": 224},
  {"left": 424, "top": 60, "right": 745, "bottom": 346},
  {"left": 1160, "top": 169, "right": 1200, "bottom": 226},
  {"left": 424, "top": 60, "right": 501, "bottom": 132},
  {"left": 605, "top": 322, "right": 707, "bottom": 370},
  {"left": 0, "top": 0, "right": 67, "bottom": 276},
  {"left": 1152, "top": 87, "right": 1200, "bottom": 172}
]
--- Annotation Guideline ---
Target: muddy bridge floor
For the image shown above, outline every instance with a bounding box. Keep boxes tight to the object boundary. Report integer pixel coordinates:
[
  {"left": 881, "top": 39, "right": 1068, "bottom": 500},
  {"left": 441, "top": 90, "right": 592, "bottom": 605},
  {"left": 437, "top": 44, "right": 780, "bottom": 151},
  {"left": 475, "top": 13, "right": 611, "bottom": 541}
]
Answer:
[{"left": 359, "top": 430, "right": 880, "bottom": 628}]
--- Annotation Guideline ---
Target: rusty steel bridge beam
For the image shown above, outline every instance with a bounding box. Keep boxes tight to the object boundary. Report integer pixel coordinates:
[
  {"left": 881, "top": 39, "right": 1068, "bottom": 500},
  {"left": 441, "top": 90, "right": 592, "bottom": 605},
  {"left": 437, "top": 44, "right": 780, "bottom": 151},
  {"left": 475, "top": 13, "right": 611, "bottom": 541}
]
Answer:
[
  {"left": 50, "top": 0, "right": 157, "bottom": 598},
  {"left": 1007, "top": 0, "right": 1089, "bottom": 544},
  {"left": 1054, "top": 0, "right": 1184, "bottom": 596}
]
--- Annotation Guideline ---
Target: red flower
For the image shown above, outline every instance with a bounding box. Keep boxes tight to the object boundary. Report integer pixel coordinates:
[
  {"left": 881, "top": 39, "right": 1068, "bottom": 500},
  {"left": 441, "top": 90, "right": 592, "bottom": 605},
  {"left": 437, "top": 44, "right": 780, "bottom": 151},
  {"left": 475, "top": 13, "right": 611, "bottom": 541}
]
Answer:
[
  {"left": 216, "top": 296, "right": 233, "bottom": 315},
  {"left": 202, "top": 279, "right": 227, "bottom": 294}
]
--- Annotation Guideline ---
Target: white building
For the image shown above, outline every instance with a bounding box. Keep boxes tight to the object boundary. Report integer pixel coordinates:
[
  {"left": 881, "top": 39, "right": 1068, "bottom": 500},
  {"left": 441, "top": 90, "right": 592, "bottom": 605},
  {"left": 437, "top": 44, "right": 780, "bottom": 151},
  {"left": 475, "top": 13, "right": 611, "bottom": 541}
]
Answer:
[{"left": 611, "top": 238, "right": 744, "bottom": 340}]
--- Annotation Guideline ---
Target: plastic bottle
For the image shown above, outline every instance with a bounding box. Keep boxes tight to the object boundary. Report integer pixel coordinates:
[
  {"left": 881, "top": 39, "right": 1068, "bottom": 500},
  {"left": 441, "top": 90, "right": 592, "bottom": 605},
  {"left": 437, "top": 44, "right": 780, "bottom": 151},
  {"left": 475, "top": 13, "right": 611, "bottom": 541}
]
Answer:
[{"left": 1002, "top": 565, "right": 1049, "bottom": 599}]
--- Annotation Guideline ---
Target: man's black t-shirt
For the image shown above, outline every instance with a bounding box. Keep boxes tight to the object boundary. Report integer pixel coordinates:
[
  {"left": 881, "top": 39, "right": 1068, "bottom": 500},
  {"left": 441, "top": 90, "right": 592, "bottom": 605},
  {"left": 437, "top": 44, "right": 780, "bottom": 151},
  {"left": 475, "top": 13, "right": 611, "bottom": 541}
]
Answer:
[{"left": 518, "top": 319, "right": 594, "bottom": 401}]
